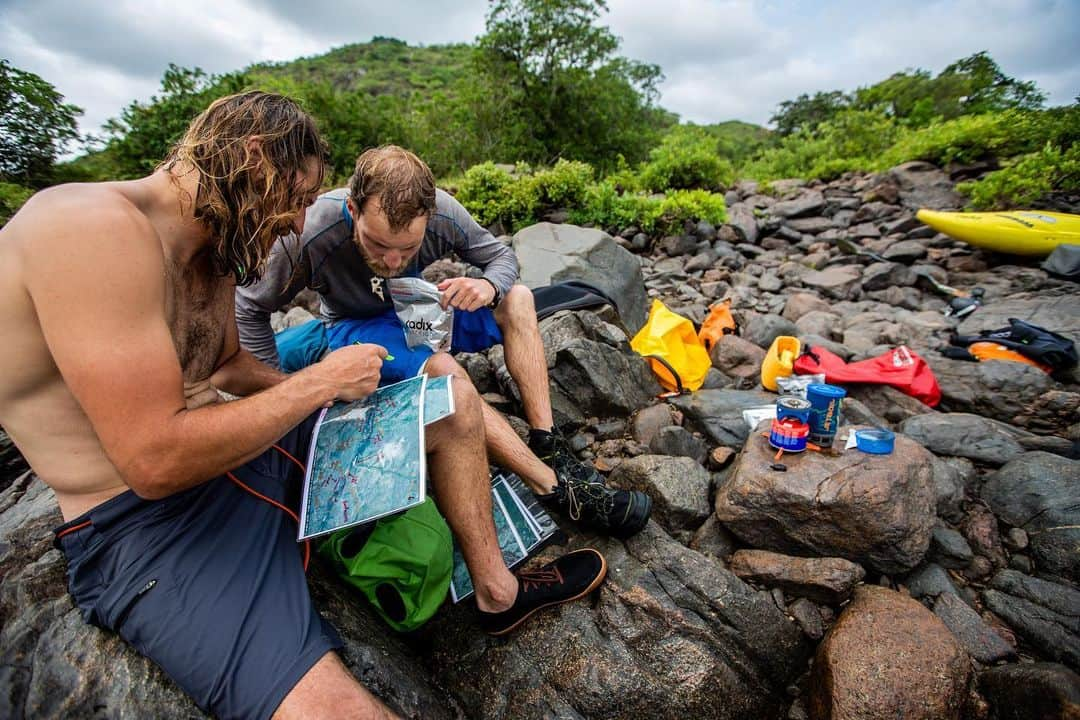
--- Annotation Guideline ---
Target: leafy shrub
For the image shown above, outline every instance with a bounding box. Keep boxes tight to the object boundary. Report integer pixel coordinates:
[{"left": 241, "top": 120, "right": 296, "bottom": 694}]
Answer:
[
  {"left": 0, "top": 181, "right": 34, "bottom": 227},
  {"left": 569, "top": 181, "right": 663, "bottom": 232},
  {"left": 744, "top": 109, "right": 897, "bottom": 181},
  {"left": 656, "top": 189, "right": 727, "bottom": 231},
  {"left": 959, "top": 143, "right": 1080, "bottom": 209},
  {"left": 455, "top": 162, "right": 518, "bottom": 228},
  {"left": 530, "top": 159, "right": 593, "bottom": 208},
  {"left": 639, "top": 126, "right": 734, "bottom": 191},
  {"left": 880, "top": 110, "right": 1032, "bottom": 167}
]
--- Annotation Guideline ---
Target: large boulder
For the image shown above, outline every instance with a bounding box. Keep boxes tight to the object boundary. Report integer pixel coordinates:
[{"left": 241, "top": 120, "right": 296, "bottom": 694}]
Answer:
[
  {"left": 980, "top": 452, "right": 1080, "bottom": 583},
  {"left": 513, "top": 222, "right": 649, "bottom": 332},
  {"left": 427, "top": 525, "right": 811, "bottom": 720},
  {"left": 808, "top": 586, "right": 971, "bottom": 720},
  {"left": 714, "top": 427, "right": 936, "bottom": 574},
  {"left": 927, "top": 356, "right": 1060, "bottom": 432}
]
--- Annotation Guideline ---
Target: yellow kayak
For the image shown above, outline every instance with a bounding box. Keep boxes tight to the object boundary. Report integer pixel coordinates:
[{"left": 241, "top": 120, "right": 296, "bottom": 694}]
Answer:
[{"left": 916, "top": 209, "right": 1080, "bottom": 257}]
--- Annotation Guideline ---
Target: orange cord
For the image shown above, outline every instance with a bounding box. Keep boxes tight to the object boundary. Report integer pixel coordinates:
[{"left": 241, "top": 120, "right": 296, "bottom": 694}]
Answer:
[
  {"left": 226, "top": 444, "right": 312, "bottom": 572},
  {"left": 55, "top": 519, "right": 91, "bottom": 540}
]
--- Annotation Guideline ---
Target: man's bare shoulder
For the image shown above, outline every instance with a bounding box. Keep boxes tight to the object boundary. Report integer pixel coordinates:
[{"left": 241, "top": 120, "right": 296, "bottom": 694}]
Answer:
[{"left": 7, "top": 182, "right": 161, "bottom": 267}]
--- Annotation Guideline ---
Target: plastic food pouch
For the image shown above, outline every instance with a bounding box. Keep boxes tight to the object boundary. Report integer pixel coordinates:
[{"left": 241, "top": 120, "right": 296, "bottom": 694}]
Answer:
[
  {"left": 388, "top": 277, "right": 454, "bottom": 352},
  {"left": 775, "top": 373, "right": 826, "bottom": 399}
]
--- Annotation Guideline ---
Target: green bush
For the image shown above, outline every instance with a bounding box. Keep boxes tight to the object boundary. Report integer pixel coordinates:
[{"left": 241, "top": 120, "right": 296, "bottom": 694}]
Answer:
[
  {"left": 656, "top": 189, "right": 727, "bottom": 232},
  {"left": 569, "top": 181, "right": 663, "bottom": 232},
  {"left": 530, "top": 159, "right": 594, "bottom": 208},
  {"left": 959, "top": 143, "right": 1080, "bottom": 209},
  {"left": 0, "top": 181, "right": 34, "bottom": 227},
  {"left": 638, "top": 126, "right": 734, "bottom": 191},
  {"left": 744, "top": 109, "right": 897, "bottom": 181},
  {"left": 880, "top": 110, "right": 1032, "bottom": 167}
]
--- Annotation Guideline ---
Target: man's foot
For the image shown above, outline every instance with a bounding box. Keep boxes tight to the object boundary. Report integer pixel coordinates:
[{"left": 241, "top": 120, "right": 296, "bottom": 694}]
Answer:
[
  {"left": 529, "top": 429, "right": 652, "bottom": 539},
  {"left": 478, "top": 548, "right": 607, "bottom": 636}
]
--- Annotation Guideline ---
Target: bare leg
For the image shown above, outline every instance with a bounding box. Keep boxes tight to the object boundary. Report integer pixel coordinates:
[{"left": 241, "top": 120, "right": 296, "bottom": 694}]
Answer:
[
  {"left": 273, "top": 652, "right": 399, "bottom": 720},
  {"left": 422, "top": 360, "right": 518, "bottom": 613},
  {"left": 494, "top": 284, "right": 554, "bottom": 430},
  {"left": 426, "top": 353, "right": 556, "bottom": 496}
]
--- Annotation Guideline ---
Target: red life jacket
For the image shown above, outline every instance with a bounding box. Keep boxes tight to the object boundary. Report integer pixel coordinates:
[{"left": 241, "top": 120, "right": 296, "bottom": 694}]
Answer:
[{"left": 793, "top": 345, "right": 942, "bottom": 408}]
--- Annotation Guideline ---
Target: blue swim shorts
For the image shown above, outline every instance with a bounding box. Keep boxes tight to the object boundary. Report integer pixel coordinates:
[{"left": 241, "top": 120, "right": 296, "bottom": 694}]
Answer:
[
  {"left": 54, "top": 413, "right": 341, "bottom": 720},
  {"left": 321, "top": 307, "right": 503, "bottom": 385}
]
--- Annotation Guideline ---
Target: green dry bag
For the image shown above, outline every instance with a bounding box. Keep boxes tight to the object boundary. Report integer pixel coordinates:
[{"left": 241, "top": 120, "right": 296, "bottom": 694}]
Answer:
[{"left": 318, "top": 497, "right": 452, "bottom": 632}]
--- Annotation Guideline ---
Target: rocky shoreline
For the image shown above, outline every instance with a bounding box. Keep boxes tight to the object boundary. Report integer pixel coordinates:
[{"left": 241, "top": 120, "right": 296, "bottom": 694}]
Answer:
[{"left": 2, "top": 160, "right": 1078, "bottom": 719}]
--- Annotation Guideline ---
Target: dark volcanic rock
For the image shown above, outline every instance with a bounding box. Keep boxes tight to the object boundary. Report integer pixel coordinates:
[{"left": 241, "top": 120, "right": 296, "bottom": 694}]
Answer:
[
  {"left": 429, "top": 525, "right": 811, "bottom": 720},
  {"left": 932, "top": 592, "right": 1015, "bottom": 664},
  {"left": 983, "top": 570, "right": 1080, "bottom": 669},
  {"left": 714, "top": 427, "right": 935, "bottom": 574},
  {"left": 728, "top": 550, "right": 865, "bottom": 605},
  {"left": 889, "top": 161, "right": 964, "bottom": 210},
  {"left": 609, "top": 455, "right": 712, "bottom": 531},
  {"left": 976, "top": 662, "right": 1080, "bottom": 720},
  {"left": 900, "top": 413, "right": 1024, "bottom": 465},
  {"left": 980, "top": 452, "right": 1080, "bottom": 583},
  {"left": 808, "top": 586, "right": 970, "bottom": 720},
  {"left": 903, "top": 563, "right": 959, "bottom": 600},
  {"left": 670, "top": 389, "right": 777, "bottom": 449},
  {"left": 648, "top": 425, "right": 709, "bottom": 466},
  {"left": 535, "top": 311, "right": 661, "bottom": 427}
]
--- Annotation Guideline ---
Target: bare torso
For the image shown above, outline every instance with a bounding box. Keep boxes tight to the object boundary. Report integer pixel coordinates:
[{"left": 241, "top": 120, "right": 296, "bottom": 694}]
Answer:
[{"left": 0, "top": 180, "right": 233, "bottom": 520}]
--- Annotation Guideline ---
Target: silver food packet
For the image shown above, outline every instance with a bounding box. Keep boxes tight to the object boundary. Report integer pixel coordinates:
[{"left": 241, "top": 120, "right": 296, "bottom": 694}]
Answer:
[
  {"left": 388, "top": 277, "right": 454, "bottom": 352},
  {"left": 775, "top": 373, "right": 826, "bottom": 399}
]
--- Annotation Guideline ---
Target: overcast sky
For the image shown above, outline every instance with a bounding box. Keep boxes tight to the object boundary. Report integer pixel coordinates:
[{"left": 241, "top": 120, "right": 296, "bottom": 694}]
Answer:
[{"left": 2, "top": 0, "right": 1077, "bottom": 149}]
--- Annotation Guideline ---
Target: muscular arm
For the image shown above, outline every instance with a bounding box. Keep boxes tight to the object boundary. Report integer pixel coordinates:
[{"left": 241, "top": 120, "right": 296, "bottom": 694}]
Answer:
[{"left": 22, "top": 190, "right": 379, "bottom": 500}]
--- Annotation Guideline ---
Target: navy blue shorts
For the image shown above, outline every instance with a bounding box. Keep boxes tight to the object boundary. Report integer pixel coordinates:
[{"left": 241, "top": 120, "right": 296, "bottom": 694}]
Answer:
[
  {"left": 317, "top": 307, "right": 503, "bottom": 385},
  {"left": 54, "top": 414, "right": 341, "bottom": 720}
]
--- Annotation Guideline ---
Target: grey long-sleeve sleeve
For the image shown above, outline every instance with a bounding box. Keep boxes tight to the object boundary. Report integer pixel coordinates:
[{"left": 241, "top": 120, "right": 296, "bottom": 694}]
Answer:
[
  {"left": 235, "top": 234, "right": 312, "bottom": 369},
  {"left": 428, "top": 190, "right": 519, "bottom": 296}
]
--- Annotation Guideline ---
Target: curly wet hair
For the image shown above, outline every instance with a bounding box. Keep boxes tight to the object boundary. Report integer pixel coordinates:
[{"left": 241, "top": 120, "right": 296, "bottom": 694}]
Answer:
[
  {"left": 163, "top": 91, "right": 329, "bottom": 286},
  {"left": 347, "top": 145, "right": 436, "bottom": 232}
]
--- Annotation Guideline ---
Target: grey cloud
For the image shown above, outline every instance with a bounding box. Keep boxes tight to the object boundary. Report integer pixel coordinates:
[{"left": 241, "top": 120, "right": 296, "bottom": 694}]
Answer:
[
  {"left": 1, "top": 0, "right": 256, "bottom": 80},
  {"left": 251, "top": 0, "right": 487, "bottom": 47}
]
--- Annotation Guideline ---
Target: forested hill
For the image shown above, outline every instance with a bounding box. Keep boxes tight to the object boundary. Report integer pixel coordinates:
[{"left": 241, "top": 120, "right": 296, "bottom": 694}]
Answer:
[{"left": 248, "top": 38, "right": 475, "bottom": 98}]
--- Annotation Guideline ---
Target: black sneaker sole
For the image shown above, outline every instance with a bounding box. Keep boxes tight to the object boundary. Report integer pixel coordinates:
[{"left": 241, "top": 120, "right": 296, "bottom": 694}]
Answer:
[
  {"left": 611, "top": 491, "right": 653, "bottom": 539},
  {"left": 486, "top": 549, "right": 608, "bottom": 637}
]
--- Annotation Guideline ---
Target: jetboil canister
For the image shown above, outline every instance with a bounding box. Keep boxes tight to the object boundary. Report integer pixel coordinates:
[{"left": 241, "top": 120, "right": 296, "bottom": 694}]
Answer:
[
  {"left": 776, "top": 396, "right": 812, "bottom": 424},
  {"left": 768, "top": 417, "right": 810, "bottom": 452},
  {"left": 806, "top": 383, "right": 846, "bottom": 446}
]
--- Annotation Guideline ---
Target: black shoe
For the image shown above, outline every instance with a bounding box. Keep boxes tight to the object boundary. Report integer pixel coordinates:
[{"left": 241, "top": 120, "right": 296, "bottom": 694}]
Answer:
[
  {"left": 529, "top": 429, "right": 652, "bottom": 539},
  {"left": 478, "top": 548, "right": 608, "bottom": 636}
]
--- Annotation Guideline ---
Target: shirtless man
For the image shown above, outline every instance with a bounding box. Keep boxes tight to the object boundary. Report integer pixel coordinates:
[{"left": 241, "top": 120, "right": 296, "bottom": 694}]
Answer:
[{"left": 0, "top": 92, "right": 606, "bottom": 720}]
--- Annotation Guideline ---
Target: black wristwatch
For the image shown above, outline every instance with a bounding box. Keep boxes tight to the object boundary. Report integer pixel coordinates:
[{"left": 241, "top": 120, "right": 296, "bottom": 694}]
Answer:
[{"left": 482, "top": 278, "right": 501, "bottom": 308}]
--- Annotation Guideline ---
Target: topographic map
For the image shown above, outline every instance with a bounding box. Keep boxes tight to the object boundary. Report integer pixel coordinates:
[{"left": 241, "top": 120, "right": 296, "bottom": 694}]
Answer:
[{"left": 299, "top": 375, "right": 427, "bottom": 539}]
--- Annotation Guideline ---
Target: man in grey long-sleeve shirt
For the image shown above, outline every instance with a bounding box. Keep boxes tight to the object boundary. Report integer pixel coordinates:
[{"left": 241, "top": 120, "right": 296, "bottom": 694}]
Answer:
[{"left": 236, "top": 146, "right": 651, "bottom": 539}]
